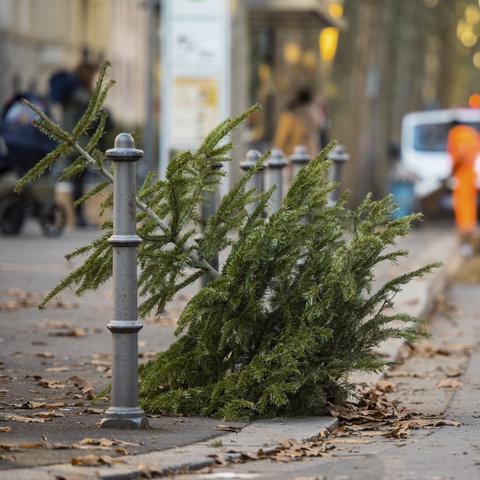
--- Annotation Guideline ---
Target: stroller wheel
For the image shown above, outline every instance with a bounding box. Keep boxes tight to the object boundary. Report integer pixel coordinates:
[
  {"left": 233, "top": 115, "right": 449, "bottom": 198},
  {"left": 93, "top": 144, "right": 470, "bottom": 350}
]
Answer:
[
  {"left": 39, "top": 202, "right": 67, "bottom": 237},
  {"left": 0, "top": 198, "right": 25, "bottom": 235}
]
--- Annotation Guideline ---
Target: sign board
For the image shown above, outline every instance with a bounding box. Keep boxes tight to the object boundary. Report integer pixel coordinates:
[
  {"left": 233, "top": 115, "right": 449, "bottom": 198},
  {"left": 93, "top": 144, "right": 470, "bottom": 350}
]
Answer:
[{"left": 159, "top": 0, "right": 231, "bottom": 179}]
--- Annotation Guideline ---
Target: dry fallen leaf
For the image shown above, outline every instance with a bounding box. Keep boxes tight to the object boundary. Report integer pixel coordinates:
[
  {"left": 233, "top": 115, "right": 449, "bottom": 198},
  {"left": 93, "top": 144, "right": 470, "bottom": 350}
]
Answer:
[
  {"left": 137, "top": 463, "right": 164, "bottom": 478},
  {"left": 41, "top": 435, "right": 72, "bottom": 450},
  {"left": 3, "top": 413, "right": 46, "bottom": 423},
  {"left": 36, "top": 352, "right": 55, "bottom": 359},
  {"left": 68, "top": 376, "right": 94, "bottom": 394},
  {"left": 435, "top": 379, "right": 463, "bottom": 389},
  {"left": 17, "top": 401, "right": 48, "bottom": 409},
  {"left": 71, "top": 454, "right": 115, "bottom": 467},
  {"left": 38, "top": 378, "right": 66, "bottom": 389},
  {"left": 376, "top": 380, "right": 396, "bottom": 392},
  {"left": 49, "top": 328, "right": 87, "bottom": 337},
  {"left": 208, "top": 452, "right": 229, "bottom": 466},
  {"left": 33, "top": 410, "right": 65, "bottom": 419},
  {"left": 72, "top": 438, "right": 142, "bottom": 450},
  {"left": 0, "top": 426, "right": 11, "bottom": 432}
]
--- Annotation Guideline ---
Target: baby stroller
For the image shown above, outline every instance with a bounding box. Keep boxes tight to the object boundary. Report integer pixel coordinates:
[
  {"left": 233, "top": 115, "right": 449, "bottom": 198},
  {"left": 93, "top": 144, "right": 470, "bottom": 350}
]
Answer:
[{"left": 0, "top": 92, "right": 66, "bottom": 236}]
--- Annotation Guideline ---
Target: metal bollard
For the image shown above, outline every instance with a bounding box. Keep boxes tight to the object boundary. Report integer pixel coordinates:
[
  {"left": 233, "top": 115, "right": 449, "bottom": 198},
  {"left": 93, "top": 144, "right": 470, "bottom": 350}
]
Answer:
[
  {"left": 267, "top": 149, "right": 288, "bottom": 212},
  {"left": 289, "top": 145, "right": 311, "bottom": 180},
  {"left": 240, "top": 149, "right": 264, "bottom": 215},
  {"left": 328, "top": 143, "right": 349, "bottom": 204},
  {"left": 200, "top": 161, "right": 222, "bottom": 287},
  {"left": 100, "top": 133, "right": 148, "bottom": 430}
]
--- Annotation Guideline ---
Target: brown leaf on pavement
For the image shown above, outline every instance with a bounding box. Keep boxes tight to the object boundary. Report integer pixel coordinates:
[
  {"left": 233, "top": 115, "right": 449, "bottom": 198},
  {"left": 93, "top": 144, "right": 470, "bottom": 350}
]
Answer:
[
  {"left": 435, "top": 379, "right": 463, "bottom": 388},
  {"left": 16, "top": 401, "right": 48, "bottom": 409},
  {"left": 137, "top": 463, "right": 164, "bottom": 478},
  {"left": 32, "top": 410, "right": 65, "bottom": 419},
  {"left": 41, "top": 435, "right": 72, "bottom": 450},
  {"left": 114, "top": 447, "right": 128, "bottom": 456},
  {"left": 376, "top": 380, "right": 396, "bottom": 392},
  {"left": 71, "top": 454, "right": 115, "bottom": 466},
  {"left": 67, "top": 376, "right": 94, "bottom": 398},
  {"left": 36, "top": 352, "right": 55, "bottom": 358},
  {"left": 38, "top": 378, "right": 67, "bottom": 389},
  {"left": 46, "top": 402, "right": 68, "bottom": 408},
  {"left": 208, "top": 452, "right": 229, "bottom": 466},
  {"left": 49, "top": 328, "right": 87, "bottom": 337},
  {"left": 70, "top": 454, "right": 126, "bottom": 466},
  {"left": 73, "top": 438, "right": 142, "bottom": 450},
  {"left": 84, "top": 407, "right": 104, "bottom": 415},
  {"left": 0, "top": 426, "right": 11, "bottom": 432},
  {"left": 2, "top": 413, "right": 46, "bottom": 423},
  {"left": 327, "top": 385, "right": 461, "bottom": 444}
]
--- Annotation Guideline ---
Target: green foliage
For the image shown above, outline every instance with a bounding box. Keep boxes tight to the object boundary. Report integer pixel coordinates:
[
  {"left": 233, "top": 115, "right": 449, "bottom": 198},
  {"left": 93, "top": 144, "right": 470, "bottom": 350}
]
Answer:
[{"left": 18, "top": 61, "right": 439, "bottom": 421}]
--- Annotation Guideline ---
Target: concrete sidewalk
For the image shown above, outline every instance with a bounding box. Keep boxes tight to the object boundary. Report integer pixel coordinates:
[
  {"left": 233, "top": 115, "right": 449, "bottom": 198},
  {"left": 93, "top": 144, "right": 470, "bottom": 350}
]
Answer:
[{"left": 0, "top": 220, "right": 462, "bottom": 479}]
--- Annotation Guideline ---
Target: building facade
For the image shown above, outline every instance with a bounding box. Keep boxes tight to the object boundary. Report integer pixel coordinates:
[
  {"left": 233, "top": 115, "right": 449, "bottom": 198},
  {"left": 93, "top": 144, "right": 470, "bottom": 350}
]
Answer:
[{"left": 0, "top": 0, "right": 338, "bottom": 175}]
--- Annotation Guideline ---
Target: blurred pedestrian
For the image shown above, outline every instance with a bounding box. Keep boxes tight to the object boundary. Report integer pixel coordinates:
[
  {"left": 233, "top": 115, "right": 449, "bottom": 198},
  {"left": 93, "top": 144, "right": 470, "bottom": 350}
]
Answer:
[
  {"left": 446, "top": 120, "right": 480, "bottom": 236},
  {"left": 273, "top": 88, "right": 320, "bottom": 157},
  {"left": 49, "top": 60, "right": 100, "bottom": 227}
]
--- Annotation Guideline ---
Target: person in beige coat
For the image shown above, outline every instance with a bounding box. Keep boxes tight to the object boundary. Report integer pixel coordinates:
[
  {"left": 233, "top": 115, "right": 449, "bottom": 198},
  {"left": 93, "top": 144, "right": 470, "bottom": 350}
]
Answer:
[{"left": 273, "top": 89, "right": 320, "bottom": 157}]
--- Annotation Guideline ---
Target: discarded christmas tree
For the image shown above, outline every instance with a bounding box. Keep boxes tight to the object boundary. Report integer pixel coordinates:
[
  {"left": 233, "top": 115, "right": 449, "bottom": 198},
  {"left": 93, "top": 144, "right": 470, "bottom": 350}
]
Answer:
[{"left": 17, "top": 61, "right": 439, "bottom": 420}]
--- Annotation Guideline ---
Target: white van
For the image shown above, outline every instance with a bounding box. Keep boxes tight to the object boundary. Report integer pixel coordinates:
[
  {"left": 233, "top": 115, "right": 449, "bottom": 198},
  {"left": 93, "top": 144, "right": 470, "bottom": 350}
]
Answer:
[{"left": 400, "top": 108, "right": 480, "bottom": 210}]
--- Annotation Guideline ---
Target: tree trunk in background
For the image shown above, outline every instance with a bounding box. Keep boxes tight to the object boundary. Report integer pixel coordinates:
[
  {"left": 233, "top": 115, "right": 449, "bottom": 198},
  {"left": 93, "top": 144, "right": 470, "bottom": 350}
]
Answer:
[
  {"left": 328, "top": 0, "right": 364, "bottom": 207},
  {"left": 390, "top": 1, "right": 428, "bottom": 150},
  {"left": 329, "top": 0, "right": 396, "bottom": 205},
  {"left": 435, "top": 1, "right": 464, "bottom": 107},
  {"left": 230, "top": 0, "right": 251, "bottom": 188},
  {"left": 328, "top": 0, "right": 476, "bottom": 206}
]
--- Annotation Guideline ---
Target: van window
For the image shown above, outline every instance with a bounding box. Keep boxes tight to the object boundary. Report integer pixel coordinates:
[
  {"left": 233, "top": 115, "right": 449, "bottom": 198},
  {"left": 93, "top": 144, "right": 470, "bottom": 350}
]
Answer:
[
  {"left": 414, "top": 121, "right": 480, "bottom": 153},
  {"left": 414, "top": 124, "right": 449, "bottom": 152}
]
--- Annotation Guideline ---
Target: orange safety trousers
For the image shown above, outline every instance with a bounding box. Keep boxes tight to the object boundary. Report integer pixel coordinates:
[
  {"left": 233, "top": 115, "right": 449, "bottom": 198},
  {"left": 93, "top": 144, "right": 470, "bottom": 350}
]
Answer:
[{"left": 447, "top": 125, "right": 480, "bottom": 232}]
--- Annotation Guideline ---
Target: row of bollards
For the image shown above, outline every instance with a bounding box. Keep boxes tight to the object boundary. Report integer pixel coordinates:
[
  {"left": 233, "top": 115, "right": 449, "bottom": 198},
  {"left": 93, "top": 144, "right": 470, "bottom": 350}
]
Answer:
[
  {"left": 239, "top": 144, "right": 349, "bottom": 213},
  {"left": 100, "top": 136, "right": 348, "bottom": 429}
]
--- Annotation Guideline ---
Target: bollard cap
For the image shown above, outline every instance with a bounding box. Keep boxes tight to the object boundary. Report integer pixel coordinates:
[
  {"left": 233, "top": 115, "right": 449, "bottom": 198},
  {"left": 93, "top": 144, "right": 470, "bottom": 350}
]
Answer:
[
  {"left": 267, "top": 149, "right": 288, "bottom": 169},
  {"left": 240, "top": 149, "right": 264, "bottom": 171},
  {"left": 106, "top": 133, "right": 144, "bottom": 162},
  {"left": 329, "top": 143, "right": 350, "bottom": 163},
  {"left": 289, "top": 145, "right": 310, "bottom": 165}
]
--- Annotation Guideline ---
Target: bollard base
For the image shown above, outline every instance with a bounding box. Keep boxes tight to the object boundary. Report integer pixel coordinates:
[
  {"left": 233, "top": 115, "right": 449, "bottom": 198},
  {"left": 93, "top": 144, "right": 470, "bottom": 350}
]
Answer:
[{"left": 100, "top": 406, "right": 149, "bottom": 430}]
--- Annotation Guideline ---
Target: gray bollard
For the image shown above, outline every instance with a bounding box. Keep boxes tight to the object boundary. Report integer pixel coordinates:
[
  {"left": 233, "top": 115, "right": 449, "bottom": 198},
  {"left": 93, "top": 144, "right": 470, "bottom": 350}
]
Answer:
[
  {"left": 240, "top": 149, "right": 264, "bottom": 215},
  {"left": 329, "top": 143, "right": 350, "bottom": 204},
  {"left": 289, "top": 145, "right": 311, "bottom": 180},
  {"left": 267, "top": 149, "right": 288, "bottom": 212},
  {"left": 200, "top": 161, "right": 222, "bottom": 287},
  {"left": 100, "top": 133, "right": 148, "bottom": 430}
]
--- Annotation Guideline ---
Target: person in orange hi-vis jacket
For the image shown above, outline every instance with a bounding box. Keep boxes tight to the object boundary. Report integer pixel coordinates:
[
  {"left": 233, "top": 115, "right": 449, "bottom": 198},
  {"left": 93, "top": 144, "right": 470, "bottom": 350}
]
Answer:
[{"left": 447, "top": 121, "right": 480, "bottom": 234}]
